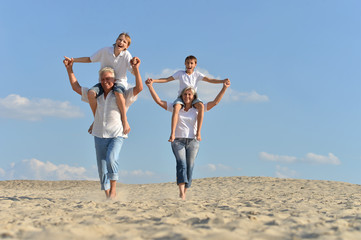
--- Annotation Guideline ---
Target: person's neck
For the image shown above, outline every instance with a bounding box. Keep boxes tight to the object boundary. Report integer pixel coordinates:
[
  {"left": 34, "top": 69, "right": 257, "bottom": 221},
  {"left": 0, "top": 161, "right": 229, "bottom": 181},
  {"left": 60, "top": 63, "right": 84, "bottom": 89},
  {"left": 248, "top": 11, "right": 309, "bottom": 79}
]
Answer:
[
  {"left": 113, "top": 48, "right": 124, "bottom": 57},
  {"left": 103, "top": 89, "right": 111, "bottom": 99},
  {"left": 186, "top": 68, "right": 194, "bottom": 75},
  {"left": 183, "top": 104, "right": 192, "bottom": 111}
]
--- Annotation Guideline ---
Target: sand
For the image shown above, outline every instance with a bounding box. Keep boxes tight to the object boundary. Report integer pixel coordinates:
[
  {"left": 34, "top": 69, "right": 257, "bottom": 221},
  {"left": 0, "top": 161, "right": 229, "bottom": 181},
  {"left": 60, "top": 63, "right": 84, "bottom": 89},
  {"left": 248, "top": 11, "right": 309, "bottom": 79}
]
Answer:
[{"left": 1, "top": 176, "right": 361, "bottom": 239}]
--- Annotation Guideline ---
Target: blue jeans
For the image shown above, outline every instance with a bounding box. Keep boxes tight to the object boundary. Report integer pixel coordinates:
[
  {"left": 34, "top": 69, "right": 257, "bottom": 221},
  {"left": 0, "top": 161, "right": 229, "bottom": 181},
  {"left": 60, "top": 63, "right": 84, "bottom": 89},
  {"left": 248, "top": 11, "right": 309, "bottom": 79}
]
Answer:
[
  {"left": 171, "top": 138, "right": 200, "bottom": 188},
  {"left": 173, "top": 97, "right": 203, "bottom": 106},
  {"left": 90, "top": 82, "right": 125, "bottom": 97},
  {"left": 94, "top": 136, "right": 124, "bottom": 190}
]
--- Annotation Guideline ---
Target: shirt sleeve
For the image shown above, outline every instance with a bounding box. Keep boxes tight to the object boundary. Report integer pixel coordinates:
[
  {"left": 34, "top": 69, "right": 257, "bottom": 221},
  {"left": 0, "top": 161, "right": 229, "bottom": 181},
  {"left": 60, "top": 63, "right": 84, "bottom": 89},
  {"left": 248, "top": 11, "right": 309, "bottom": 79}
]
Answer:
[
  {"left": 90, "top": 47, "right": 106, "bottom": 62},
  {"left": 124, "top": 87, "right": 138, "bottom": 109},
  {"left": 166, "top": 102, "right": 173, "bottom": 112},
  {"left": 125, "top": 51, "right": 133, "bottom": 74},
  {"left": 81, "top": 87, "right": 89, "bottom": 103},
  {"left": 197, "top": 71, "right": 205, "bottom": 82},
  {"left": 172, "top": 70, "right": 182, "bottom": 80}
]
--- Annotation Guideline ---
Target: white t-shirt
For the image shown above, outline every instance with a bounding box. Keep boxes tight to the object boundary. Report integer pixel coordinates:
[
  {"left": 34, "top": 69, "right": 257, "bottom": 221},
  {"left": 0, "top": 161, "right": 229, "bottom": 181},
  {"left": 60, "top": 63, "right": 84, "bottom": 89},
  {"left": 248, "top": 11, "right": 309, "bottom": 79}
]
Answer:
[
  {"left": 90, "top": 46, "right": 133, "bottom": 89},
  {"left": 172, "top": 70, "right": 205, "bottom": 96},
  {"left": 81, "top": 87, "right": 137, "bottom": 138},
  {"left": 166, "top": 102, "right": 208, "bottom": 139}
]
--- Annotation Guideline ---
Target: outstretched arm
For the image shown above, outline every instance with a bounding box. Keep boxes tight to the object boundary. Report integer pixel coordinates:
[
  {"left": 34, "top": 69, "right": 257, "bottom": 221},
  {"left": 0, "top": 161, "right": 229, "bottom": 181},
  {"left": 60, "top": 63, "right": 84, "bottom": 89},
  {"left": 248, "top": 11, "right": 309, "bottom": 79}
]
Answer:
[
  {"left": 206, "top": 79, "right": 231, "bottom": 111},
  {"left": 63, "top": 57, "right": 82, "bottom": 95},
  {"left": 151, "top": 76, "right": 175, "bottom": 83},
  {"left": 64, "top": 56, "right": 91, "bottom": 63},
  {"left": 131, "top": 57, "right": 143, "bottom": 96},
  {"left": 145, "top": 78, "right": 167, "bottom": 110},
  {"left": 203, "top": 76, "right": 229, "bottom": 84}
]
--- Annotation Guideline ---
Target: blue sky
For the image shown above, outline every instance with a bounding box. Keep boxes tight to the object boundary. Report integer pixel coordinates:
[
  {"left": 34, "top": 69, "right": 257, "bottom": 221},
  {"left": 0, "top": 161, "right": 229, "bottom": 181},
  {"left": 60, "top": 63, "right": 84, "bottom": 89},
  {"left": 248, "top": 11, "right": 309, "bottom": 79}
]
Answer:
[{"left": 1, "top": 0, "right": 361, "bottom": 184}]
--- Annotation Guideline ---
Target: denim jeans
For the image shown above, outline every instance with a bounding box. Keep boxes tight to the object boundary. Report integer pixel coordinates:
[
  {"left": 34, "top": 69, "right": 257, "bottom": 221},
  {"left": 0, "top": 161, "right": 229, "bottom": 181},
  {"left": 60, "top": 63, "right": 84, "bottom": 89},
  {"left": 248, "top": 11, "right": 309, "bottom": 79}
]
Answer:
[
  {"left": 171, "top": 138, "right": 200, "bottom": 188},
  {"left": 94, "top": 136, "right": 124, "bottom": 190},
  {"left": 90, "top": 82, "right": 125, "bottom": 97},
  {"left": 172, "top": 97, "right": 203, "bottom": 106}
]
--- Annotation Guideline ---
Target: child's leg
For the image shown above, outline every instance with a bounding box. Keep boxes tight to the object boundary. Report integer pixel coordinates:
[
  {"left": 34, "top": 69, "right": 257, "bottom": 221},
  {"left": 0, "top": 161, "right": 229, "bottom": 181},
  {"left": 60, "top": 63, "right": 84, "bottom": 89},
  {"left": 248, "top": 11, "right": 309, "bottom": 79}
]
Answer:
[
  {"left": 88, "top": 90, "right": 98, "bottom": 117},
  {"left": 169, "top": 104, "right": 182, "bottom": 142},
  {"left": 115, "top": 92, "right": 130, "bottom": 135},
  {"left": 193, "top": 102, "right": 204, "bottom": 141},
  {"left": 88, "top": 83, "right": 103, "bottom": 118}
]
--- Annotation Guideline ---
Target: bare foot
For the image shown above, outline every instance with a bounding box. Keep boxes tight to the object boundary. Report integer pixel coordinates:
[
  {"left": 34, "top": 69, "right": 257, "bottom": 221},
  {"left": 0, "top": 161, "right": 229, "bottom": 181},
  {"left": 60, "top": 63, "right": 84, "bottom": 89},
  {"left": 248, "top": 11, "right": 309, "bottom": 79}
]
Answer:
[
  {"left": 109, "top": 190, "right": 117, "bottom": 200},
  {"left": 179, "top": 193, "right": 186, "bottom": 200}
]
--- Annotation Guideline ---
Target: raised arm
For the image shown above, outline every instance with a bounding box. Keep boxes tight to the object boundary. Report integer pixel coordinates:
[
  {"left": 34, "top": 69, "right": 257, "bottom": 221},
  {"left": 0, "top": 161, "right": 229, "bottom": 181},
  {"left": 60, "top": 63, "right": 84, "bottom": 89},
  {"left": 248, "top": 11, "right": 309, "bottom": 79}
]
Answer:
[
  {"left": 64, "top": 56, "right": 91, "bottom": 63},
  {"left": 63, "top": 57, "right": 82, "bottom": 95},
  {"left": 206, "top": 79, "right": 231, "bottom": 111},
  {"left": 203, "top": 76, "right": 229, "bottom": 84},
  {"left": 131, "top": 57, "right": 143, "bottom": 96},
  {"left": 151, "top": 76, "right": 175, "bottom": 83},
  {"left": 145, "top": 78, "right": 167, "bottom": 110}
]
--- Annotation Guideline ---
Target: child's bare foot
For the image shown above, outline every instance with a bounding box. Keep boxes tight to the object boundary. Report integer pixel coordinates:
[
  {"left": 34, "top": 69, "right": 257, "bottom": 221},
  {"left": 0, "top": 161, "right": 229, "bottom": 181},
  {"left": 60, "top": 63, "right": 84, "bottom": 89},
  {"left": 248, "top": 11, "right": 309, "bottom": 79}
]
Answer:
[{"left": 123, "top": 121, "right": 131, "bottom": 135}]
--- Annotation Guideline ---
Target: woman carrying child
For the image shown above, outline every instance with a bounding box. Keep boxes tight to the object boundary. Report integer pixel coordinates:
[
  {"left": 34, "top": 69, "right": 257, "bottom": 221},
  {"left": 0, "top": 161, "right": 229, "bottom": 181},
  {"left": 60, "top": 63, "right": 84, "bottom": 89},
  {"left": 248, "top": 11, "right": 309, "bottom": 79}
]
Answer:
[{"left": 145, "top": 79, "right": 230, "bottom": 200}]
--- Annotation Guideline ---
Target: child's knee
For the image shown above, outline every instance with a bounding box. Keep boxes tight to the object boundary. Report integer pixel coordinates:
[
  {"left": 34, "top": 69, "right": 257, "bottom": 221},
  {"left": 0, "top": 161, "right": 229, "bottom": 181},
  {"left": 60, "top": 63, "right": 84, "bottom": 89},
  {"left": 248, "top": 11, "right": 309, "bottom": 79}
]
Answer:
[
  {"left": 88, "top": 90, "right": 96, "bottom": 98},
  {"left": 173, "top": 103, "right": 182, "bottom": 112},
  {"left": 115, "top": 91, "right": 125, "bottom": 99},
  {"left": 194, "top": 102, "right": 204, "bottom": 110}
]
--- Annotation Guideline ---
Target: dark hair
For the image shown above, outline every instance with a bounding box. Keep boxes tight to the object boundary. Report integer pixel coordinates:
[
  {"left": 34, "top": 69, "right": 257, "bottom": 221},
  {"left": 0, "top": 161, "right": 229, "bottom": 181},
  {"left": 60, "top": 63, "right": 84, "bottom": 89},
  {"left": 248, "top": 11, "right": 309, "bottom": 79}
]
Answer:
[{"left": 185, "top": 55, "right": 197, "bottom": 64}]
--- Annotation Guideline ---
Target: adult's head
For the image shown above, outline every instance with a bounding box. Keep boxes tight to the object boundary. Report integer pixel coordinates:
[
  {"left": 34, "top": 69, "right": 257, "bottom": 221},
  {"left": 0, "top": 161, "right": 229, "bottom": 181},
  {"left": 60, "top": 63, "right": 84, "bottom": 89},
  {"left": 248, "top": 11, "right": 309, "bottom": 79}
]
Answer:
[
  {"left": 180, "top": 86, "right": 197, "bottom": 107},
  {"left": 98, "top": 67, "right": 115, "bottom": 93}
]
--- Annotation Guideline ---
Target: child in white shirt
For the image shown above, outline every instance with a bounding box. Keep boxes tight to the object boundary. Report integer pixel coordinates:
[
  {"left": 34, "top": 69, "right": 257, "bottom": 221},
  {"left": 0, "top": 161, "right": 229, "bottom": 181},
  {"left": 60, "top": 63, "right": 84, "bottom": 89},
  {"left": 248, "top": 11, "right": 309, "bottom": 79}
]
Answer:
[
  {"left": 148, "top": 55, "right": 229, "bottom": 142},
  {"left": 64, "top": 33, "right": 136, "bottom": 134}
]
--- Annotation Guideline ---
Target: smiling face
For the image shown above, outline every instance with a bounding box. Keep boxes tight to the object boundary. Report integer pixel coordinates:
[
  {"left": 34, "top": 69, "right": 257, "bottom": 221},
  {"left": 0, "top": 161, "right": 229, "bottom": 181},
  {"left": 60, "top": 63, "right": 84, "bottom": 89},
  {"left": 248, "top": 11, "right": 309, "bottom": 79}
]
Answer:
[
  {"left": 181, "top": 89, "right": 195, "bottom": 106},
  {"left": 185, "top": 59, "right": 197, "bottom": 74},
  {"left": 100, "top": 71, "right": 115, "bottom": 93},
  {"left": 115, "top": 34, "right": 130, "bottom": 51}
]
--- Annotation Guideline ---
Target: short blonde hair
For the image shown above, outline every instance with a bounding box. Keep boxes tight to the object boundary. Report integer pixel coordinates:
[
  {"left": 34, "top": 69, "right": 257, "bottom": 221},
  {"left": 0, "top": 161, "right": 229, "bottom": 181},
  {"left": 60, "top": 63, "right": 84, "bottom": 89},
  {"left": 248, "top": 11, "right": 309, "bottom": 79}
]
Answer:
[
  {"left": 179, "top": 86, "right": 198, "bottom": 100},
  {"left": 98, "top": 67, "right": 115, "bottom": 81}
]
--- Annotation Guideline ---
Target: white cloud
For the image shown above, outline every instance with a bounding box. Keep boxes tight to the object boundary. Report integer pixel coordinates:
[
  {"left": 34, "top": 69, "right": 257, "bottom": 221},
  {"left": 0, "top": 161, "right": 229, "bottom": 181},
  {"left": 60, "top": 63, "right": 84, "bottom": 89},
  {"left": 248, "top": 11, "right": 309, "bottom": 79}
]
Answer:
[
  {"left": 202, "top": 163, "right": 233, "bottom": 172},
  {"left": 144, "top": 68, "right": 269, "bottom": 103},
  {"left": 275, "top": 165, "right": 298, "bottom": 178},
  {"left": 0, "top": 94, "right": 84, "bottom": 121},
  {"left": 1, "top": 158, "right": 95, "bottom": 180},
  {"left": 260, "top": 152, "right": 341, "bottom": 165},
  {"left": 0, "top": 159, "right": 164, "bottom": 184},
  {"left": 304, "top": 153, "right": 341, "bottom": 165},
  {"left": 259, "top": 152, "right": 297, "bottom": 163}
]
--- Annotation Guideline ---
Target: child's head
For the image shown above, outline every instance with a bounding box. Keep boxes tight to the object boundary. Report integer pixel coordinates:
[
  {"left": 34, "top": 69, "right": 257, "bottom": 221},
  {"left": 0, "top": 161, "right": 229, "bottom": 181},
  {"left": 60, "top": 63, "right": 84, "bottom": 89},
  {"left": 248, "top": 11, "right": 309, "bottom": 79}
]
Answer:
[
  {"left": 184, "top": 55, "right": 197, "bottom": 73},
  {"left": 113, "top": 32, "right": 131, "bottom": 50}
]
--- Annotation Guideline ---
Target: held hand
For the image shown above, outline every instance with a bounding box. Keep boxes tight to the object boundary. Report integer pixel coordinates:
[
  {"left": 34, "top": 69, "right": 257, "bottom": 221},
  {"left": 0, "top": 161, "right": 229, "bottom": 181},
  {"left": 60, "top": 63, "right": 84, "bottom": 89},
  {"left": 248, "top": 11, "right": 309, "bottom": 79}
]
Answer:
[
  {"left": 131, "top": 57, "right": 141, "bottom": 68},
  {"left": 63, "top": 56, "right": 74, "bottom": 70},
  {"left": 145, "top": 78, "right": 153, "bottom": 86},
  {"left": 224, "top": 79, "right": 231, "bottom": 88}
]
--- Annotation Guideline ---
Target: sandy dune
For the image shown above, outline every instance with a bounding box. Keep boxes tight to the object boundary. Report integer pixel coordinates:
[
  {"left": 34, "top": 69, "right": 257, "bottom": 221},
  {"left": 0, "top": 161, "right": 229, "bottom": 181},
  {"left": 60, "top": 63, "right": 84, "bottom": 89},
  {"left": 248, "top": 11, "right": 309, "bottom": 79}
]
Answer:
[{"left": 1, "top": 176, "right": 361, "bottom": 239}]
